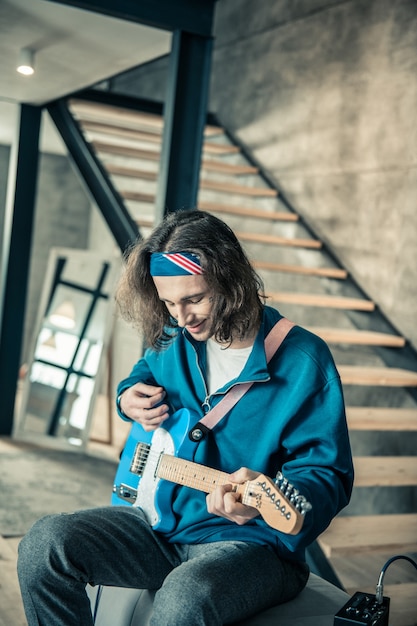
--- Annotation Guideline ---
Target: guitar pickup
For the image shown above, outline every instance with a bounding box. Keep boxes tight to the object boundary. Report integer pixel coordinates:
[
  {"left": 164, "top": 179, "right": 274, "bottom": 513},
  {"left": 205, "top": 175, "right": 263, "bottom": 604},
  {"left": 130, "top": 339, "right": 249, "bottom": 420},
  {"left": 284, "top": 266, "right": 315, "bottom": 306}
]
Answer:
[{"left": 113, "top": 483, "right": 138, "bottom": 503}]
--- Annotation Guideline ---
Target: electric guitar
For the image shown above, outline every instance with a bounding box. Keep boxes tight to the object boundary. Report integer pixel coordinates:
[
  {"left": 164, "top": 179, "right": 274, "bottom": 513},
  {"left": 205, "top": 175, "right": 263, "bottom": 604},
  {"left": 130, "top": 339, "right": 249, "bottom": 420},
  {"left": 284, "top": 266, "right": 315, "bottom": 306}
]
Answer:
[{"left": 112, "top": 408, "right": 311, "bottom": 535}]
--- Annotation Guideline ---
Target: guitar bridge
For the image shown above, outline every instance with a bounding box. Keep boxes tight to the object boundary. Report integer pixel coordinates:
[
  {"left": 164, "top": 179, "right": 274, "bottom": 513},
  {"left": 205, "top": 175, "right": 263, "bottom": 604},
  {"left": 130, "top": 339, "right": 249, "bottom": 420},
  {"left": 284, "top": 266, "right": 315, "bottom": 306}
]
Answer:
[{"left": 113, "top": 483, "right": 138, "bottom": 504}]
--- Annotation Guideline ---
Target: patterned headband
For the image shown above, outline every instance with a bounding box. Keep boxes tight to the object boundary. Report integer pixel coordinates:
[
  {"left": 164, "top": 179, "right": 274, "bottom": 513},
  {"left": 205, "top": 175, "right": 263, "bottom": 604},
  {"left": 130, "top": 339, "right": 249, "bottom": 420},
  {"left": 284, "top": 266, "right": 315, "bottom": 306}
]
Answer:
[{"left": 150, "top": 252, "right": 204, "bottom": 276}]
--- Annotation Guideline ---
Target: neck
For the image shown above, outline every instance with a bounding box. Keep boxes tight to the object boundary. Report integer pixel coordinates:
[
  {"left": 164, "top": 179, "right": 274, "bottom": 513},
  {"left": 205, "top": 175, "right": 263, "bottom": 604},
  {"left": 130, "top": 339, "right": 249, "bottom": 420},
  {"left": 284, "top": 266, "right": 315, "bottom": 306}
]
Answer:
[{"left": 213, "top": 329, "right": 258, "bottom": 350}]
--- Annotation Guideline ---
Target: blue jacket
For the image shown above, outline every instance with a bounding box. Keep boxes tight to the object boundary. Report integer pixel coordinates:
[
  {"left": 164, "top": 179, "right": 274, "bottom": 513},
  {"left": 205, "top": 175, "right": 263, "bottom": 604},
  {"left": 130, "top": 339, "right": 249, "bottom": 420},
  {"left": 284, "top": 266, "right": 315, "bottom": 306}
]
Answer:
[{"left": 117, "top": 306, "right": 354, "bottom": 562}]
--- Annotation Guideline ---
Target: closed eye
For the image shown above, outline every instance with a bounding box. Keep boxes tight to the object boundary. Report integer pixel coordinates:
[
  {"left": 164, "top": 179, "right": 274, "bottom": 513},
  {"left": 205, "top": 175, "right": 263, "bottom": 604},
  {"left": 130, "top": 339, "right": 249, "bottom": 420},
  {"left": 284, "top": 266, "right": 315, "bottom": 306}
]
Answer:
[
  {"left": 161, "top": 292, "right": 209, "bottom": 307},
  {"left": 186, "top": 297, "right": 204, "bottom": 304}
]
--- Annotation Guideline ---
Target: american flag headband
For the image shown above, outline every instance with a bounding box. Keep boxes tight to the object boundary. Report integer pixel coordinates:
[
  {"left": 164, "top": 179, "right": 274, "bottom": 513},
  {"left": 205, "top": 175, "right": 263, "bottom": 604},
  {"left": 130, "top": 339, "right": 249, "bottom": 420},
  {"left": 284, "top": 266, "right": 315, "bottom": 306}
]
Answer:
[{"left": 150, "top": 251, "right": 204, "bottom": 276}]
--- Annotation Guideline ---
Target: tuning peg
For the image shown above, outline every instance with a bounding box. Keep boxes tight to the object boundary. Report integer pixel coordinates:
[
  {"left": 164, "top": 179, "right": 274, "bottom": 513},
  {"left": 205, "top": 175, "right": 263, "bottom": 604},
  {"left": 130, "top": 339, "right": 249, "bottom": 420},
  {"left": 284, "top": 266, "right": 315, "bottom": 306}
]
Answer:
[
  {"left": 289, "top": 488, "right": 299, "bottom": 502},
  {"left": 285, "top": 483, "right": 293, "bottom": 498},
  {"left": 294, "top": 495, "right": 312, "bottom": 515},
  {"left": 274, "top": 470, "right": 312, "bottom": 516},
  {"left": 274, "top": 470, "right": 283, "bottom": 485}
]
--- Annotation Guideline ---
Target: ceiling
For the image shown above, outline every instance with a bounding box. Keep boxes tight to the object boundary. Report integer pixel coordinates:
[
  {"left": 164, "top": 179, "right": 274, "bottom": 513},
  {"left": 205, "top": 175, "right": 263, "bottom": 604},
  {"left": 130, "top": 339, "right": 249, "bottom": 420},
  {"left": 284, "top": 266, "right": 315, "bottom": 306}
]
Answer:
[{"left": 0, "top": 0, "right": 172, "bottom": 152}]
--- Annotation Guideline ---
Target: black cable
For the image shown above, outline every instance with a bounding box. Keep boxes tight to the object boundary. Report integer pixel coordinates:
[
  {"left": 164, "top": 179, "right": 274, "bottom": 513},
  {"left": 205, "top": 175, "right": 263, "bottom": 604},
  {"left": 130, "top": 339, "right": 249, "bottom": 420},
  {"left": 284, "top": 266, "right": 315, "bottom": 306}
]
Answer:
[{"left": 375, "top": 555, "right": 417, "bottom": 604}]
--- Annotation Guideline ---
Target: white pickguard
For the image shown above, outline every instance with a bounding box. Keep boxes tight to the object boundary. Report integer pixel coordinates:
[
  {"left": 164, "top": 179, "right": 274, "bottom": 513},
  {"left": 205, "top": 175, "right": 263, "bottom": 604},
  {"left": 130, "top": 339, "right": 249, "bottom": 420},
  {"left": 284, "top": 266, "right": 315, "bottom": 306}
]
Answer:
[{"left": 133, "top": 427, "right": 174, "bottom": 526}]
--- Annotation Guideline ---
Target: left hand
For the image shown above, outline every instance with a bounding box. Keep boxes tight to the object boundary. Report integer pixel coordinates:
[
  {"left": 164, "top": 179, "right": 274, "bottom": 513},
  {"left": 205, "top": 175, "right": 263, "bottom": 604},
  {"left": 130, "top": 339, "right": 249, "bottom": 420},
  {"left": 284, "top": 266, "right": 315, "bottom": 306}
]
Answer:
[{"left": 206, "top": 467, "right": 261, "bottom": 525}]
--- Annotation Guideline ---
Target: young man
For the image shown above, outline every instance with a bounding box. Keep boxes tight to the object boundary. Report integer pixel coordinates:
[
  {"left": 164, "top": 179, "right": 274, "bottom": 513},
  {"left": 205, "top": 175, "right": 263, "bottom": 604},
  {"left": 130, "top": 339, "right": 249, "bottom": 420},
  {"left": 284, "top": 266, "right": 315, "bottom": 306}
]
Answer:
[{"left": 18, "top": 210, "right": 353, "bottom": 625}]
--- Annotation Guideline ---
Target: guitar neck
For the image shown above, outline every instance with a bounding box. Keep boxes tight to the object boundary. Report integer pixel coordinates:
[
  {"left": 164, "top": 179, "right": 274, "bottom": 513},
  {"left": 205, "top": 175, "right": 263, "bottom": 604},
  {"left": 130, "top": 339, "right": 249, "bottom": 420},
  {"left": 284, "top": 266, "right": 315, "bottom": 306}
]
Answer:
[
  {"left": 154, "top": 453, "right": 308, "bottom": 535},
  {"left": 157, "top": 454, "right": 236, "bottom": 495}
]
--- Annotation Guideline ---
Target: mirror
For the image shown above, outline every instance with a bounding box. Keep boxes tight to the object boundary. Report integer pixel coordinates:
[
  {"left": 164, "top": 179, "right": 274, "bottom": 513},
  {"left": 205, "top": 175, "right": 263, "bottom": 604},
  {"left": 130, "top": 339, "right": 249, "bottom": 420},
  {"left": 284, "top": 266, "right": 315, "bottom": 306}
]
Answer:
[{"left": 14, "top": 247, "right": 119, "bottom": 450}]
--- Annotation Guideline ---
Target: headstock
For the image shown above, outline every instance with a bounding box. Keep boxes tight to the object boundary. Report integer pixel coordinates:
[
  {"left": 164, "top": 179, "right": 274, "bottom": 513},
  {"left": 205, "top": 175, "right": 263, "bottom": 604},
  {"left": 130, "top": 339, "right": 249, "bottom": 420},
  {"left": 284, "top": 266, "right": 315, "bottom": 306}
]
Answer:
[{"left": 242, "top": 472, "right": 312, "bottom": 535}]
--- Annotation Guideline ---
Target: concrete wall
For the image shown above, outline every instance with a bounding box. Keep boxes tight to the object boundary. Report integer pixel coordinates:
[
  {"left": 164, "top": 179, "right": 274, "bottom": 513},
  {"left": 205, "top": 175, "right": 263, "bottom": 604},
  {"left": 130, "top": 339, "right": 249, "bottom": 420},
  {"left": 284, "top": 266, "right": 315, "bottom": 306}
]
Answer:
[{"left": 210, "top": 0, "right": 417, "bottom": 349}]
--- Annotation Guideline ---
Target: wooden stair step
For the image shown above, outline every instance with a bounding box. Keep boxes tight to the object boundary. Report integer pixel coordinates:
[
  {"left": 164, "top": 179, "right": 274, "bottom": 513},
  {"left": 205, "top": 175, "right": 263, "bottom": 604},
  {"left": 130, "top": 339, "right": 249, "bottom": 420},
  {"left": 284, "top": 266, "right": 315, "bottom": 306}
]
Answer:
[
  {"left": 136, "top": 217, "right": 302, "bottom": 232},
  {"left": 353, "top": 456, "right": 417, "bottom": 487},
  {"left": 201, "top": 179, "right": 277, "bottom": 197},
  {"left": 202, "top": 143, "right": 240, "bottom": 155},
  {"left": 124, "top": 194, "right": 293, "bottom": 220},
  {"left": 136, "top": 217, "right": 154, "bottom": 228},
  {"left": 71, "top": 100, "right": 164, "bottom": 130},
  {"left": 199, "top": 161, "right": 259, "bottom": 175},
  {"left": 318, "top": 514, "right": 417, "bottom": 557},
  {"left": 331, "top": 551, "right": 417, "bottom": 588},
  {"left": 106, "top": 164, "right": 275, "bottom": 197},
  {"left": 255, "top": 261, "right": 348, "bottom": 279},
  {"left": 346, "top": 407, "right": 417, "bottom": 431},
  {"left": 82, "top": 120, "right": 161, "bottom": 143},
  {"left": 93, "top": 140, "right": 160, "bottom": 160},
  {"left": 70, "top": 98, "right": 223, "bottom": 136},
  {"left": 90, "top": 127, "right": 235, "bottom": 154},
  {"left": 107, "top": 164, "right": 158, "bottom": 181},
  {"left": 120, "top": 188, "right": 300, "bottom": 227},
  {"left": 339, "top": 365, "right": 417, "bottom": 387},
  {"left": 92, "top": 141, "right": 256, "bottom": 176},
  {"left": 199, "top": 201, "right": 298, "bottom": 221},
  {"left": 123, "top": 190, "right": 155, "bottom": 204},
  {"left": 236, "top": 231, "right": 321, "bottom": 249},
  {"left": 307, "top": 327, "right": 405, "bottom": 346},
  {"left": 86, "top": 122, "right": 238, "bottom": 154},
  {"left": 269, "top": 293, "right": 374, "bottom": 311}
]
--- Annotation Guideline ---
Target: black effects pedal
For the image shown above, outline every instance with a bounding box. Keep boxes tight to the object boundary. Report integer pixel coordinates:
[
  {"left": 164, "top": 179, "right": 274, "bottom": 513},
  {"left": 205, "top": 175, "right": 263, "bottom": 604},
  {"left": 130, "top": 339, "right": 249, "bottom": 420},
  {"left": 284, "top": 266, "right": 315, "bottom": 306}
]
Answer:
[{"left": 334, "top": 591, "right": 390, "bottom": 626}]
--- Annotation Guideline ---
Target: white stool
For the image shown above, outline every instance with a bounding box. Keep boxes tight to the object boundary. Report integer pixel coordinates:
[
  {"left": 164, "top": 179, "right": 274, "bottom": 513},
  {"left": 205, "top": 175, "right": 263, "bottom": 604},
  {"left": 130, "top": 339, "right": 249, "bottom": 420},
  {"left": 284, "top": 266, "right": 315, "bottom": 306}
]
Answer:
[{"left": 88, "top": 573, "right": 349, "bottom": 625}]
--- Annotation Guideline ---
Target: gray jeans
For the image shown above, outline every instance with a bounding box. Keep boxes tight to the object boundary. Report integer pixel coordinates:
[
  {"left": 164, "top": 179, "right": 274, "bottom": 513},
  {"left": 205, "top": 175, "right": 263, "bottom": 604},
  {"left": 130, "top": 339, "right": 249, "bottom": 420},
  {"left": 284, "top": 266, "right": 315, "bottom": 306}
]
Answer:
[{"left": 17, "top": 506, "right": 309, "bottom": 626}]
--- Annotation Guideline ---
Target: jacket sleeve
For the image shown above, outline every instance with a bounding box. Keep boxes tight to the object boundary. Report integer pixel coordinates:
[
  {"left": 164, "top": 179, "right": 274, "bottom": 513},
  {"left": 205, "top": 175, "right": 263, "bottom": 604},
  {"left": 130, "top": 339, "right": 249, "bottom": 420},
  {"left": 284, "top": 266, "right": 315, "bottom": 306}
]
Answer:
[
  {"left": 115, "top": 349, "right": 158, "bottom": 422},
  {"left": 276, "top": 374, "right": 354, "bottom": 553}
]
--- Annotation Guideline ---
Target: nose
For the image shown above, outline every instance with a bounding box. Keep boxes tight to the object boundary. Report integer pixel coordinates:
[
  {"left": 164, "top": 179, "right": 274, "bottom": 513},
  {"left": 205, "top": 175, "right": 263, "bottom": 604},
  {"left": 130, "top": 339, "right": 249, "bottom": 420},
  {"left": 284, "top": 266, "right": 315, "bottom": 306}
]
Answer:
[{"left": 175, "top": 304, "right": 191, "bottom": 328}]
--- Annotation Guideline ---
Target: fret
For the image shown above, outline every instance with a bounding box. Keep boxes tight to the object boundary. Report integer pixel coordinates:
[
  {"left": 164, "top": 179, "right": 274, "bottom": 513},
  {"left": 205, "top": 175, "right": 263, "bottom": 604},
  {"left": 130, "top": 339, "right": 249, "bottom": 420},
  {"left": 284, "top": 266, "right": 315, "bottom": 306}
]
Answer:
[{"left": 157, "top": 454, "right": 231, "bottom": 494}]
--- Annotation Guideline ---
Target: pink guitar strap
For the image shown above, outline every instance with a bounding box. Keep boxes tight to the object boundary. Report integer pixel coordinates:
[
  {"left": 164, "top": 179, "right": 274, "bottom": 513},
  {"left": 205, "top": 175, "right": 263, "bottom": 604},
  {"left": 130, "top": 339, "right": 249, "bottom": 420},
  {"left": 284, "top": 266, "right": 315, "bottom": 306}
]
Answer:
[{"left": 188, "top": 317, "right": 295, "bottom": 442}]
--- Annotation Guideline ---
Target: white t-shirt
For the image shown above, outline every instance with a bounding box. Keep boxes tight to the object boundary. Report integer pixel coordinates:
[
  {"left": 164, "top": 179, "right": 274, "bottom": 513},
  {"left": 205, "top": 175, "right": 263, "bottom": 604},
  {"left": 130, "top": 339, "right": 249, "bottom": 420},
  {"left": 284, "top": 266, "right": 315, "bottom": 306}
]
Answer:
[{"left": 206, "top": 338, "right": 253, "bottom": 395}]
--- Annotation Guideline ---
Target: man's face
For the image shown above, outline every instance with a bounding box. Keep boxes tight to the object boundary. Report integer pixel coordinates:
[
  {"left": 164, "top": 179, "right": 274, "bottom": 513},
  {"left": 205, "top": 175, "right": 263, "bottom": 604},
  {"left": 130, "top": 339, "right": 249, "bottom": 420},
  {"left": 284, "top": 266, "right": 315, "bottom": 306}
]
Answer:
[{"left": 153, "top": 274, "right": 215, "bottom": 342}]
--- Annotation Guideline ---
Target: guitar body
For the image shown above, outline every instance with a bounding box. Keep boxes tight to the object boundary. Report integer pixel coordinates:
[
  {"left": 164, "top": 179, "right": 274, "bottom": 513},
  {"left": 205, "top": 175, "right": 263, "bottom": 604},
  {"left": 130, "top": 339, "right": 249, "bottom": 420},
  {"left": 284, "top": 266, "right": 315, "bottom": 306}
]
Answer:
[{"left": 112, "top": 408, "right": 200, "bottom": 532}]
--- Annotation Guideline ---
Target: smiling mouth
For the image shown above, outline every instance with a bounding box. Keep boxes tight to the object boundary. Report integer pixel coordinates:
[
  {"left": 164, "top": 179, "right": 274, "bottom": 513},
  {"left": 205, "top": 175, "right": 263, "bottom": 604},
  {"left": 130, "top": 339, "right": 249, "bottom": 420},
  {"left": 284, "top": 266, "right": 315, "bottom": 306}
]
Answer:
[{"left": 186, "top": 320, "right": 205, "bottom": 332}]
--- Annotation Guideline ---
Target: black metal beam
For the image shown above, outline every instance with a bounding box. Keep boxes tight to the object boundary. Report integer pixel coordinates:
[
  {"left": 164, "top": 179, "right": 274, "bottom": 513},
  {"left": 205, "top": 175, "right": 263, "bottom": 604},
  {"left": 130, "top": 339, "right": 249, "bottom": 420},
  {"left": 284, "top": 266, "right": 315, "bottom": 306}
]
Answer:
[
  {"left": 0, "top": 105, "right": 42, "bottom": 436},
  {"left": 155, "top": 30, "right": 213, "bottom": 219},
  {"left": 45, "top": 0, "right": 217, "bottom": 36},
  {"left": 47, "top": 99, "right": 140, "bottom": 252}
]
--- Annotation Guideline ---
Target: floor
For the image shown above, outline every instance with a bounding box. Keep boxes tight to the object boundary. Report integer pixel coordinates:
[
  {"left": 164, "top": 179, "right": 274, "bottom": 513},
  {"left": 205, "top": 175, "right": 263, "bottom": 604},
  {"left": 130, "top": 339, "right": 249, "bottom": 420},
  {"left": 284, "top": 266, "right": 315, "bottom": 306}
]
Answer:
[
  {"left": 0, "top": 433, "right": 123, "bottom": 626},
  {"left": 0, "top": 395, "right": 126, "bottom": 626}
]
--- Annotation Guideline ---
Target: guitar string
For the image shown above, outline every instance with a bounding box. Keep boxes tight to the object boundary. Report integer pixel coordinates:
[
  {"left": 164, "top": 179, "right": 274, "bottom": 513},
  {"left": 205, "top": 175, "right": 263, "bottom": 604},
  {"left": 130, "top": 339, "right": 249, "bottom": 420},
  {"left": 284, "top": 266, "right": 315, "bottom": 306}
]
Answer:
[{"left": 132, "top": 445, "right": 230, "bottom": 494}]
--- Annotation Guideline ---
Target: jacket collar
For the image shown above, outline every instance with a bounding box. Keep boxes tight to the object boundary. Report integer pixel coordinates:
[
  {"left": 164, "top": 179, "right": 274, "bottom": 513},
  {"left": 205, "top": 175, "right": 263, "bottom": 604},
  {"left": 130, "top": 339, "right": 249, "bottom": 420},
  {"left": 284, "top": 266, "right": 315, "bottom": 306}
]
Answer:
[{"left": 183, "top": 306, "right": 283, "bottom": 386}]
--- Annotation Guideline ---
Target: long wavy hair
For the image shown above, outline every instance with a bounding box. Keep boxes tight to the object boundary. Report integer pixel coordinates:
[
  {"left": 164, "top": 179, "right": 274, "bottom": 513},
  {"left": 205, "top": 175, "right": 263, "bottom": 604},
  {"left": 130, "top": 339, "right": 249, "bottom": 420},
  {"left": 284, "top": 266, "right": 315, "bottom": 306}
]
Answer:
[{"left": 116, "top": 210, "right": 265, "bottom": 349}]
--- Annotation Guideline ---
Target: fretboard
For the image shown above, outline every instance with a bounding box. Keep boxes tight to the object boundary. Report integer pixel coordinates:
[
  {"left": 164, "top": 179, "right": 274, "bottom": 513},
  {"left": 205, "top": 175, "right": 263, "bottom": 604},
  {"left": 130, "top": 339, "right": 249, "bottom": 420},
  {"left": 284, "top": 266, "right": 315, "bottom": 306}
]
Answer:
[{"left": 157, "top": 454, "right": 233, "bottom": 495}]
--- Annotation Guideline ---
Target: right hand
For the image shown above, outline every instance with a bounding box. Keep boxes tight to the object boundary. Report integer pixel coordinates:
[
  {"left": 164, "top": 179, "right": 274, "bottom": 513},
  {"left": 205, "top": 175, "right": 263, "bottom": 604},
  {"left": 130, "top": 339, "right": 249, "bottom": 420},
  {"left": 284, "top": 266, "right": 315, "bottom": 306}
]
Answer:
[{"left": 118, "top": 383, "right": 169, "bottom": 431}]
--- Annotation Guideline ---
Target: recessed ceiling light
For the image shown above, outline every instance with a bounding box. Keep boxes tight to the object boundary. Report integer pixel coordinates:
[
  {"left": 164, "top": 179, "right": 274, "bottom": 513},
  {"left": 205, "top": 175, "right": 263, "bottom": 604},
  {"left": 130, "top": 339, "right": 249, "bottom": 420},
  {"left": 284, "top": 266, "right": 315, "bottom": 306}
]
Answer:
[{"left": 17, "top": 48, "right": 35, "bottom": 76}]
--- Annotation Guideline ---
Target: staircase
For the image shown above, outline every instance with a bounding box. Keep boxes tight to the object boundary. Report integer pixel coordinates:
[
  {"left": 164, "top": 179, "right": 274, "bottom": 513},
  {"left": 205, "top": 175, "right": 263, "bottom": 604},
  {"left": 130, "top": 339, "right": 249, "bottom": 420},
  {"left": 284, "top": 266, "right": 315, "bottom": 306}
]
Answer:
[{"left": 68, "top": 97, "right": 417, "bottom": 625}]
